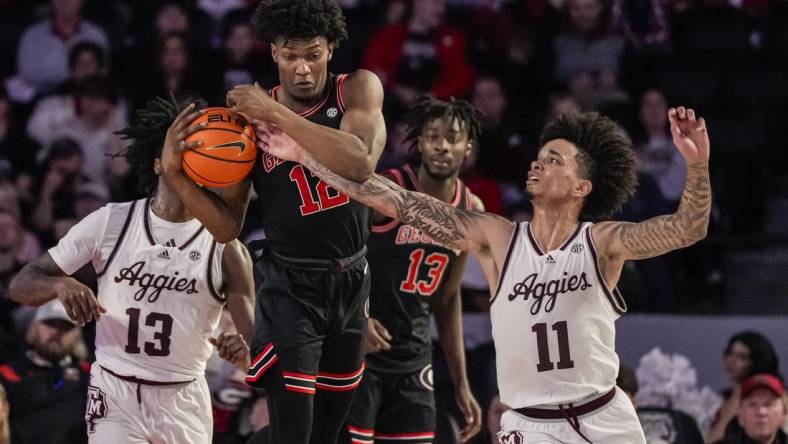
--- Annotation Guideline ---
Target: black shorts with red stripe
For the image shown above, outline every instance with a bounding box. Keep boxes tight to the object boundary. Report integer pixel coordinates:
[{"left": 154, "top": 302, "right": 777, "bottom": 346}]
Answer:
[
  {"left": 245, "top": 247, "right": 369, "bottom": 395},
  {"left": 345, "top": 364, "right": 436, "bottom": 444}
]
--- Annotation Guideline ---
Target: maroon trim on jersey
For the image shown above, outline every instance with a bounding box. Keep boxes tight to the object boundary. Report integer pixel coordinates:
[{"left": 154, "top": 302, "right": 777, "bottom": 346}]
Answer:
[
  {"left": 271, "top": 82, "right": 331, "bottom": 118},
  {"left": 585, "top": 228, "right": 627, "bottom": 315},
  {"left": 490, "top": 222, "right": 522, "bottom": 305},
  {"left": 514, "top": 387, "right": 616, "bottom": 420},
  {"left": 336, "top": 73, "right": 348, "bottom": 112},
  {"left": 246, "top": 342, "right": 278, "bottom": 383},
  {"left": 371, "top": 168, "right": 407, "bottom": 234},
  {"left": 316, "top": 363, "right": 365, "bottom": 391},
  {"left": 97, "top": 200, "right": 138, "bottom": 278},
  {"left": 526, "top": 223, "right": 545, "bottom": 256},
  {"left": 559, "top": 223, "right": 583, "bottom": 251},
  {"left": 206, "top": 240, "right": 225, "bottom": 303},
  {"left": 178, "top": 226, "right": 205, "bottom": 251},
  {"left": 142, "top": 198, "right": 205, "bottom": 249}
]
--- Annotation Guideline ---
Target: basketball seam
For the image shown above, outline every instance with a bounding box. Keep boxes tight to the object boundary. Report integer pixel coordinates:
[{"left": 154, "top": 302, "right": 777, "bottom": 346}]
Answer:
[{"left": 183, "top": 160, "right": 235, "bottom": 186}]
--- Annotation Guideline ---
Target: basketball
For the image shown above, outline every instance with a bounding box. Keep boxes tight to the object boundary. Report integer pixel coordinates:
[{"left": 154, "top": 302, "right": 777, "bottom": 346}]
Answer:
[{"left": 182, "top": 107, "right": 257, "bottom": 187}]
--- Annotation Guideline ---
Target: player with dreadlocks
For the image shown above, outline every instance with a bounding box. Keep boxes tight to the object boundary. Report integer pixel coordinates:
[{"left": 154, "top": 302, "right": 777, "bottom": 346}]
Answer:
[
  {"left": 260, "top": 106, "right": 712, "bottom": 443},
  {"left": 334, "top": 97, "right": 484, "bottom": 444},
  {"left": 11, "top": 98, "right": 254, "bottom": 444},
  {"left": 157, "top": 1, "right": 386, "bottom": 443}
]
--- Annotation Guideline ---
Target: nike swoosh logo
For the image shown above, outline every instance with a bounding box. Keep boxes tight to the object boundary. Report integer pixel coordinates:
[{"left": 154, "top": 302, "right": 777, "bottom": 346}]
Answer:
[{"left": 203, "top": 141, "right": 246, "bottom": 152}]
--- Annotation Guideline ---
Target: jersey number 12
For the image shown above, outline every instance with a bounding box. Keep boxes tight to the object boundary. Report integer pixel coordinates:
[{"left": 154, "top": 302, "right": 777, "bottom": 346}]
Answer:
[{"left": 290, "top": 165, "right": 350, "bottom": 216}]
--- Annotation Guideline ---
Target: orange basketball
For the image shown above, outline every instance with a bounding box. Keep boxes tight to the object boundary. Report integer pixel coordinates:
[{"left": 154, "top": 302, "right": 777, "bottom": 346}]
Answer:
[{"left": 182, "top": 107, "right": 257, "bottom": 188}]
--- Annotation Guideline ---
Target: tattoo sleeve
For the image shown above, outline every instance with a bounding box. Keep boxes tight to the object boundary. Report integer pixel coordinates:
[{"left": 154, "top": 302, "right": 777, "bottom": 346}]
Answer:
[
  {"left": 299, "top": 153, "right": 485, "bottom": 251},
  {"left": 619, "top": 162, "right": 712, "bottom": 259}
]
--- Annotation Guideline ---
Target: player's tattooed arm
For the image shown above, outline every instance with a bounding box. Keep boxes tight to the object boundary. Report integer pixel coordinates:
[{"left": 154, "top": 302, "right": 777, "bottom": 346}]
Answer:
[
  {"left": 310, "top": 159, "right": 494, "bottom": 252},
  {"left": 594, "top": 106, "right": 711, "bottom": 260},
  {"left": 10, "top": 254, "right": 105, "bottom": 325}
]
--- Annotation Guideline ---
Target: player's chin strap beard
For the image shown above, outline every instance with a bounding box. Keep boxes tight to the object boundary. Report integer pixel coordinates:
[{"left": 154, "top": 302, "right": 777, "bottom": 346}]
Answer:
[{"left": 558, "top": 403, "right": 593, "bottom": 444}]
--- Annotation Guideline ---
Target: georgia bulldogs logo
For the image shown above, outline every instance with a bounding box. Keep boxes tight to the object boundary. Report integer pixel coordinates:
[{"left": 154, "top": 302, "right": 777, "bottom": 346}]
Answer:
[
  {"left": 85, "top": 385, "right": 108, "bottom": 433},
  {"left": 419, "top": 364, "right": 434, "bottom": 392}
]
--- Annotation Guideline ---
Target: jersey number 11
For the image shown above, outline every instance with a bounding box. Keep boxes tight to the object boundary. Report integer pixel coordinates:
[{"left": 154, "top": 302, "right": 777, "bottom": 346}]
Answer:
[{"left": 532, "top": 321, "right": 575, "bottom": 372}]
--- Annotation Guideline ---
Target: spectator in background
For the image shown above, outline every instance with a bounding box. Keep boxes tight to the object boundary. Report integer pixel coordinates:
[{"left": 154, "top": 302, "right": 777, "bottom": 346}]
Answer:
[
  {"left": 553, "top": 0, "right": 626, "bottom": 107},
  {"left": 712, "top": 374, "right": 787, "bottom": 444},
  {"left": 0, "top": 181, "right": 40, "bottom": 265},
  {"left": 0, "top": 209, "right": 26, "bottom": 342},
  {"left": 27, "top": 41, "right": 107, "bottom": 142},
  {"left": 709, "top": 331, "right": 782, "bottom": 443},
  {"left": 30, "top": 138, "right": 88, "bottom": 240},
  {"left": 31, "top": 75, "right": 127, "bottom": 187},
  {"left": 0, "top": 300, "right": 90, "bottom": 444},
  {"left": 363, "top": 0, "right": 474, "bottom": 115},
  {"left": 471, "top": 74, "right": 536, "bottom": 186},
  {"left": 636, "top": 88, "right": 686, "bottom": 204},
  {"left": 460, "top": 141, "right": 503, "bottom": 215},
  {"left": 52, "top": 181, "right": 110, "bottom": 241},
  {"left": 0, "top": 87, "right": 38, "bottom": 202},
  {"left": 15, "top": 0, "right": 109, "bottom": 96},
  {"left": 131, "top": 32, "right": 209, "bottom": 111},
  {"left": 26, "top": 42, "right": 107, "bottom": 158},
  {"left": 212, "top": 11, "right": 273, "bottom": 94},
  {"left": 617, "top": 364, "right": 705, "bottom": 444},
  {"left": 610, "top": 0, "right": 671, "bottom": 52},
  {"left": 544, "top": 92, "right": 582, "bottom": 123}
]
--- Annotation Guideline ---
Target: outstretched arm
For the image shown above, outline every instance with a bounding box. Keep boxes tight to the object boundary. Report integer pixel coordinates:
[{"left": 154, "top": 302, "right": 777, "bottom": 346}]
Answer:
[
  {"left": 593, "top": 106, "right": 712, "bottom": 260},
  {"left": 229, "top": 70, "right": 386, "bottom": 182}
]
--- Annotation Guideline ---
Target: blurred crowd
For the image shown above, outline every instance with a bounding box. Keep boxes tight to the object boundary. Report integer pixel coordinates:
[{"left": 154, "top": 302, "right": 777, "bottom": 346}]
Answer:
[{"left": 0, "top": 0, "right": 787, "bottom": 442}]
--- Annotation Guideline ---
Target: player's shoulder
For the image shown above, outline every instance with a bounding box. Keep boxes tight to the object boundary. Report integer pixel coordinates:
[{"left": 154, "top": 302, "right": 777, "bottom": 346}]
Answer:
[
  {"left": 467, "top": 190, "right": 485, "bottom": 212},
  {"left": 341, "top": 69, "right": 384, "bottom": 104}
]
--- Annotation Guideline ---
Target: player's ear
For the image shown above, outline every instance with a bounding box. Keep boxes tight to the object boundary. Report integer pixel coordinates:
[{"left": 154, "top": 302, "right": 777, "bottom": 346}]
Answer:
[
  {"left": 153, "top": 158, "right": 162, "bottom": 176},
  {"left": 270, "top": 43, "right": 277, "bottom": 63},
  {"left": 327, "top": 43, "right": 334, "bottom": 61},
  {"left": 571, "top": 179, "right": 592, "bottom": 199}
]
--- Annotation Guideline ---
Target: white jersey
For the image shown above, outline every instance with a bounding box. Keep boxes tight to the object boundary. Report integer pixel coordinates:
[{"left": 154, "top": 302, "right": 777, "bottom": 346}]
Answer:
[
  {"left": 50, "top": 198, "right": 225, "bottom": 382},
  {"left": 490, "top": 222, "right": 627, "bottom": 408}
]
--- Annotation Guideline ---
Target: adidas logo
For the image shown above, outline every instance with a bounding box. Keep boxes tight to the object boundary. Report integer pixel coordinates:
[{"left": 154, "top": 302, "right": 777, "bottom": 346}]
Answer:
[
  {"left": 157, "top": 250, "right": 170, "bottom": 260},
  {"left": 545, "top": 254, "right": 556, "bottom": 264},
  {"left": 165, "top": 239, "right": 176, "bottom": 247}
]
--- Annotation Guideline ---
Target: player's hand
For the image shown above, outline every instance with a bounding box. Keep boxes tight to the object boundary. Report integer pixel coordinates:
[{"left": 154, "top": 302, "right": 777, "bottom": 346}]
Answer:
[
  {"left": 668, "top": 106, "right": 710, "bottom": 165},
  {"left": 364, "top": 317, "right": 392, "bottom": 353},
  {"left": 53, "top": 277, "right": 106, "bottom": 326},
  {"left": 210, "top": 332, "right": 251, "bottom": 370},
  {"left": 254, "top": 120, "right": 305, "bottom": 163},
  {"left": 160, "top": 103, "right": 206, "bottom": 177},
  {"left": 455, "top": 386, "right": 482, "bottom": 442},
  {"left": 227, "top": 82, "right": 282, "bottom": 123}
]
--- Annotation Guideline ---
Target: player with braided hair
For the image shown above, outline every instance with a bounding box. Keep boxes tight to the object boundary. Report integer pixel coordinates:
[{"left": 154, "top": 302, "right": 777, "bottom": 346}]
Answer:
[
  {"left": 332, "top": 96, "right": 484, "bottom": 444},
  {"left": 10, "top": 98, "right": 254, "bottom": 444}
]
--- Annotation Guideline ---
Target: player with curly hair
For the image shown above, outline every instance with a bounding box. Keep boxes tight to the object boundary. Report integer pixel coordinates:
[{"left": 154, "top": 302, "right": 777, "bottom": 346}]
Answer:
[
  {"left": 10, "top": 98, "right": 255, "bottom": 444},
  {"left": 259, "top": 107, "right": 712, "bottom": 443},
  {"left": 156, "top": 1, "right": 386, "bottom": 443}
]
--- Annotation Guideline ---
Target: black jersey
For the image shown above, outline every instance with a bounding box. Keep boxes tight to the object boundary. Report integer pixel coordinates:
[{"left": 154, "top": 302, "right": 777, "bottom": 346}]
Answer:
[
  {"left": 365, "top": 165, "right": 471, "bottom": 373},
  {"left": 251, "top": 73, "right": 370, "bottom": 259}
]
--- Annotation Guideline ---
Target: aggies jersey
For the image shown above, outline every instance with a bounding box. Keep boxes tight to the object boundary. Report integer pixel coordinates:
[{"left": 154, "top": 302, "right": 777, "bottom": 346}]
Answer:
[
  {"left": 251, "top": 73, "right": 369, "bottom": 259},
  {"left": 93, "top": 199, "right": 225, "bottom": 382},
  {"left": 490, "top": 222, "right": 627, "bottom": 408},
  {"left": 366, "top": 165, "right": 471, "bottom": 373}
]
